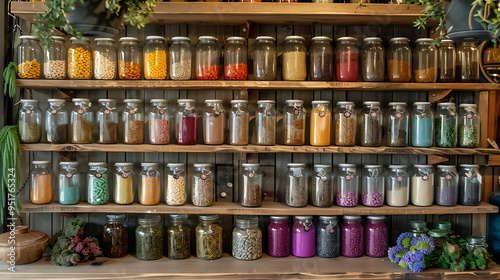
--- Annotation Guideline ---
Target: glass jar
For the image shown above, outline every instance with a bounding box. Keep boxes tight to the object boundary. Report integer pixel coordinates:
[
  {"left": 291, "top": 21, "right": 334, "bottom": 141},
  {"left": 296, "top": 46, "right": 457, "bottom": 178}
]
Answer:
[
  {"left": 148, "top": 99, "right": 170, "bottom": 145},
  {"left": 176, "top": 99, "right": 198, "bottom": 145},
  {"left": 240, "top": 163, "right": 263, "bottom": 207},
  {"left": 103, "top": 214, "right": 128, "bottom": 258},
  {"left": 44, "top": 36, "right": 66, "bottom": 79},
  {"left": 292, "top": 216, "right": 315, "bottom": 258},
  {"left": 341, "top": 216, "right": 364, "bottom": 258},
  {"left": 285, "top": 163, "right": 308, "bottom": 207},
  {"left": 144, "top": 36, "right": 167, "bottom": 80},
  {"left": 335, "top": 101, "right": 356, "bottom": 146},
  {"left": 435, "top": 165, "right": 459, "bottom": 206},
  {"left": 360, "top": 101, "right": 383, "bottom": 147},
  {"left": 336, "top": 164, "right": 359, "bottom": 207},
  {"left": 166, "top": 163, "right": 187, "bottom": 206},
  {"left": 386, "top": 165, "right": 409, "bottom": 207},
  {"left": 411, "top": 164, "right": 434, "bottom": 207},
  {"left": 429, "top": 229, "right": 449, "bottom": 245},
  {"left": 68, "top": 37, "right": 92, "bottom": 80},
  {"left": 87, "top": 162, "right": 109, "bottom": 205},
  {"left": 435, "top": 102, "right": 458, "bottom": 148},
  {"left": 224, "top": 37, "right": 248, "bottom": 80},
  {"left": 232, "top": 216, "right": 262, "bottom": 260},
  {"left": 123, "top": 99, "right": 144, "bottom": 144},
  {"left": 203, "top": 99, "right": 225, "bottom": 145},
  {"left": 97, "top": 99, "right": 118, "bottom": 144},
  {"left": 361, "top": 37, "right": 385, "bottom": 82},
  {"left": 17, "top": 36, "right": 42, "bottom": 79},
  {"left": 58, "top": 161, "right": 80, "bottom": 205},
  {"left": 411, "top": 102, "right": 434, "bottom": 147},
  {"left": 118, "top": 37, "right": 142, "bottom": 80},
  {"left": 484, "top": 46, "right": 500, "bottom": 64},
  {"left": 140, "top": 163, "right": 161, "bottom": 205},
  {"left": 170, "top": 37, "right": 192, "bottom": 80},
  {"left": 437, "top": 39, "right": 456, "bottom": 82},
  {"left": 335, "top": 37, "right": 359, "bottom": 82},
  {"left": 458, "top": 104, "right": 480, "bottom": 148},
  {"left": 253, "top": 36, "right": 277, "bottom": 81},
  {"left": 316, "top": 216, "right": 340, "bottom": 258},
  {"left": 93, "top": 38, "right": 117, "bottom": 80},
  {"left": 192, "top": 163, "right": 214, "bottom": 207},
  {"left": 365, "top": 216, "right": 387, "bottom": 257},
  {"left": 167, "top": 214, "right": 191, "bottom": 259},
  {"left": 282, "top": 36, "right": 307, "bottom": 81},
  {"left": 310, "top": 164, "right": 334, "bottom": 207},
  {"left": 196, "top": 36, "right": 219, "bottom": 80},
  {"left": 466, "top": 236, "right": 489, "bottom": 257},
  {"left": 309, "top": 36, "right": 333, "bottom": 81},
  {"left": 70, "top": 98, "right": 93, "bottom": 144},
  {"left": 255, "top": 100, "right": 276, "bottom": 146},
  {"left": 409, "top": 220, "right": 429, "bottom": 237},
  {"left": 30, "top": 161, "right": 53, "bottom": 204},
  {"left": 18, "top": 99, "right": 42, "bottom": 143},
  {"left": 114, "top": 163, "right": 134, "bottom": 205},
  {"left": 310, "top": 101, "right": 332, "bottom": 146},
  {"left": 268, "top": 216, "right": 290, "bottom": 257},
  {"left": 196, "top": 215, "right": 223, "bottom": 260},
  {"left": 229, "top": 100, "right": 249, "bottom": 145},
  {"left": 413, "top": 38, "right": 438, "bottom": 83},
  {"left": 459, "top": 164, "right": 482, "bottom": 206},
  {"left": 456, "top": 42, "right": 479, "bottom": 82},
  {"left": 385, "top": 102, "right": 409, "bottom": 147},
  {"left": 45, "top": 99, "right": 68, "bottom": 144},
  {"left": 362, "top": 165, "right": 384, "bottom": 207},
  {"left": 136, "top": 215, "right": 164, "bottom": 260},
  {"left": 283, "top": 100, "right": 306, "bottom": 145},
  {"left": 434, "top": 221, "right": 454, "bottom": 235},
  {"left": 387, "top": 37, "right": 412, "bottom": 82}
]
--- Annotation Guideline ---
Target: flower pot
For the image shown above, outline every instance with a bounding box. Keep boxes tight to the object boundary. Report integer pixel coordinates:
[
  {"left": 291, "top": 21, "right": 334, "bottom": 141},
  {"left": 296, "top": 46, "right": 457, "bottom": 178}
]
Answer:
[
  {"left": 66, "top": 0, "right": 125, "bottom": 38},
  {"left": 445, "top": 0, "right": 493, "bottom": 41}
]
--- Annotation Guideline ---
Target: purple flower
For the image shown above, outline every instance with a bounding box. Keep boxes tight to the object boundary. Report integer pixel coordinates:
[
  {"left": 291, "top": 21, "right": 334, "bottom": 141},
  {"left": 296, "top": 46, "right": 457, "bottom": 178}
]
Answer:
[
  {"left": 396, "top": 232, "right": 414, "bottom": 248},
  {"left": 389, "top": 246, "right": 408, "bottom": 263},
  {"left": 75, "top": 242, "right": 84, "bottom": 253},
  {"left": 410, "top": 235, "right": 435, "bottom": 255},
  {"left": 401, "top": 251, "right": 426, "bottom": 272}
]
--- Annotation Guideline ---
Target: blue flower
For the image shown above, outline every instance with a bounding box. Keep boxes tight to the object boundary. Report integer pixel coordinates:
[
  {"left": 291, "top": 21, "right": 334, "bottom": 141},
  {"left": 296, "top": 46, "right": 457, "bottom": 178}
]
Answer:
[
  {"left": 410, "top": 235, "right": 435, "bottom": 255},
  {"left": 401, "top": 251, "right": 427, "bottom": 272},
  {"left": 396, "top": 232, "right": 414, "bottom": 248},
  {"left": 409, "top": 260, "right": 426, "bottom": 273},
  {"left": 389, "top": 246, "right": 408, "bottom": 263}
]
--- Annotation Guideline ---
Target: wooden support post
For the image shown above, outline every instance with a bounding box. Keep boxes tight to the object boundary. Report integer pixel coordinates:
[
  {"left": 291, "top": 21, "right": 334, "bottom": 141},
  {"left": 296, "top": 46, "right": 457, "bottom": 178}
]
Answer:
[
  {"left": 480, "top": 91, "right": 491, "bottom": 148},
  {"left": 472, "top": 213, "right": 487, "bottom": 236}
]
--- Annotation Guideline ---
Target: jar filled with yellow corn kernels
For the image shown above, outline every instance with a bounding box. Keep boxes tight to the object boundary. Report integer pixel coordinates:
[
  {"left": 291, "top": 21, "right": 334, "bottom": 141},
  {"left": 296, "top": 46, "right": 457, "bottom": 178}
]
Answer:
[
  {"left": 118, "top": 37, "right": 142, "bottom": 80},
  {"left": 17, "top": 36, "right": 42, "bottom": 79},
  {"left": 144, "top": 36, "right": 167, "bottom": 80},
  {"left": 68, "top": 37, "right": 92, "bottom": 80}
]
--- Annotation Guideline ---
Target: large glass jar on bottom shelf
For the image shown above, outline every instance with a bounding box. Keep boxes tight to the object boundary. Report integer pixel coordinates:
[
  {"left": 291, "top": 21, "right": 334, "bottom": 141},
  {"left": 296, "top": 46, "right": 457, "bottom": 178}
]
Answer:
[
  {"left": 118, "top": 37, "right": 142, "bottom": 80},
  {"left": 292, "top": 216, "right": 315, "bottom": 258},
  {"left": 140, "top": 163, "right": 161, "bottom": 206},
  {"left": 166, "top": 163, "right": 187, "bottom": 206},
  {"left": 103, "top": 214, "right": 128, "bottom": 258},
  {"left": 144, "top": 36, "right": 167, "bottom": 80},
  {"left": 203, "top": 99, "right": 226, "bottom": 145},
  {"left": 232, "top": 216, "right": 262, "bottom": 260},
  {"left": 45, "top": 99, "right": 68, "bottom": 144},
  {"left": 17, "top": 36, "right": 42, "bottom": 79},
  {"left": 68, "top": 37, "right": 92, "bottom": 80},
  {"left": 149, "top": 99, "right": 170, "bottom": 145},
  {"left": 365, "top": 216, "right": 387, "bottom": 257},
  {"left": 196, "top": 36, "right": 219, "bottom": 80},
  {"left": 268, "top": 216, "right": 290, "bottom": 257},
  {"left": 362, "top": 165, "right": 384, "bottom": 207},
  {"left": 93, "top": 38, "right": 117, "bottom": 80},
  {"left": 136, "top": 215, "right": 164, "bottom": 260},
  {"left": 123, "top": 99, "right": 144, "bottom": 144},
  {"left": 44, "top": 36, "right": 66, "bottom": 80},
  {"left": 458, "top": 164, "right": 481, "bottom": 206},
  {"left": 283, "top": 100, "right": 306, "bottom": 146},
  {"left": 309, "top": 36, "right": 333, "bottom": 81},
  {"left": 413, "top": 38, "right": 438, "bottom": 83},
  {"left": 458, "top": 104, "right": 480, "bottom": 148},
  {"left": 360, "top": 37, "right": 385, "bottom": 82},
  {"left": 229, "top": 100, "right": 249, "bottom": 145},
  {"left": 87, "top": 162, "right": 109, "bottom": 205},
  {"left": 435, "top": 102, "right": 458, "bottom": 148},
  {"left": 387, "top": 37, "right": 412, "bottom": 82},
  {"left": 253, "top": 36, "right": 277, "bottom": 81},
  {"left": 196, "top": 215, "right": 223, "bottom": 260},
  {"left": 192, "top": 164, "right": 214, "bottom": 207},
  {"left": 224, "top": 37, "right": 248, "bottom": 80},
  {"left": 360, "top": 101, "right": 383, "bottom": 147},
  {"left": 282, "top": 36, "right": 306, "bottom": 81},
  {"left": 30, "top": 161, "right": 53, "bottom": 204},
  {"left": 411, "top": 165, "right": 434, "bottom": 207},
  {"left": 97, "top": 99, "right": 118, "bottom": 144},
  {"left": 335, "top": 37, "right": 359, "bottom": 82},
  {"left": 386, "top": 165, "right": 409, "bottom": 207},
  {"left": 114, "top": 163, "right": 134, "bottom": 205},
  {"left": 335, "top": 101, "right": 357, "bottom": 146},
  {"left": 411, "top": 102, "right": 434, "bottom": 147},
  {"left": 310, "top": 164, "right": 334, "bottom": 207},
  {"left": 71, "top": 98, "right": 94, "bottom": 144},
  {"left": 255, "top": 100, "right": 276, "bottom": 146},
  {"left": 316, "top": 216, "right": 340, "bottom": 258},
  {"left": 435, "top": 165, "right": 459, "bottom": 206},
  {"left": 240, "top": 163, "right": 263, "bottom": 207},
  {"left": 167, "top": 214, "right": 191, "bottom": 259},
  {"left": 310, "top": 101, "right": 332, "bottom": 146},
  {"left": 58, "top": 161, "right": 80, "bottom": 205},
  {"left": 170, "top": 37, "right": 192, "bottom": 81},
  {"left": 466, "top": 236, "right": 489, "bottom": 262},
  {"left": 385, "top": 102, "right": 409, "bottom": 147},
  {"left": 18, "top": 99, "right": 42, "bottom": 143},
  {"left": 285, "top": 163, "right": 308, "bottom": 207},
  {"left": 437, "top": 39, "right": 456, "bottom": 83},
  {"left": 176, "top": 99, "right": 198, "bottom": 145},
  {"left": 342, "top": 215, "right": 364, "bottom": 258},
  {"left": 336, "top": 164, "right": 359, "bottom": 207},
  {"left": 456, "top": 42, "right": 479, "bottom": 83}
]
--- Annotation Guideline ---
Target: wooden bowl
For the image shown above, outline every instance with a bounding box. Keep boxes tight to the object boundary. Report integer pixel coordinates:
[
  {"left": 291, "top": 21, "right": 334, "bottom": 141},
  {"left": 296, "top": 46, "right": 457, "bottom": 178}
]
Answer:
[{"left": 0, "top": 226, "right": 49, "bottom": 265}]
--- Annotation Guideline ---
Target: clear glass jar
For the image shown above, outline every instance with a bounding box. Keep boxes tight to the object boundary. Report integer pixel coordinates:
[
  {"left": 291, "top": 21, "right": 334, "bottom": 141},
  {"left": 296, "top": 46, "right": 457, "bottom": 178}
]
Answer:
[
  {"left": 459, "top": 164, "right": 481, "bottom": 206},
  {"left": 411, "top": 164, "right": 434, "bottom": 207},
  {"left": 118, "top": 37, "right": 142, "bottom": 80},
  {"left": 341, "top": 216, "right": 364, "bottom": 258},
  {"left": 93, "top": 38, "right": 117, "bottom": 80},
  {"left": 30, "top": 161, "right": 53, "bottom": 204},
  {"left": 316, "top": 216, "right": 340, "bottom": 258},
  {"left": 103, "top": 214, "right": 128, "bottom": 258},
  {"left": 253, "top": 36, "right": 276, "bottom": 81},
  {"left": 123, "top": 99, "right": 144, "bottom": 144},
  {"left": 429, "top": 229, "right": 449, "bottom": 244},
  {"left": 97, "top": 99, "right": 118, "bottom": 144},
  {"left": 44, "top": 36, "right": 66, "bottom": 79},
  {"left": 386, "top": 165, "right": 409, "bottom": 207},
  {"left": 310, "top": 101, "right": 332, "bottom": 146},
  {"left": 292, "top": 216, "right": 315, "bottom": 258},
  {"left": 18, "top": 99, "right": 42, "bottom": 143},
  {"left": 437, "top": 39, "right": 456, "bottom": 82},
  {"left": 456, "top": 42, "right": 479, "bottom": 83},
  {"left": 387, "top": 37, "right": 412, "bottom": 82},
  {"left": 310, "top": 164, "right": 334, "bottom": 207},
  {"left": 196, "top": 215, "right": 223, "bottom": 260},
  {"left": 435, "top": 102, "right": 458, "bottom": 148},
  {"left": 409, "top": 220, "right": 429, "bottom": 237},
  {"left": 335, "top": 37, "right": 359, "bottom": 82},
  {"left": 58, "top": 161, "right": 80, "bottom": 205},
  {"left": 140, "top": 163, "right": 161, "bottom": 206},
  {"left": 229, "top": 100, "right": 249, "bottom": 145},
  {"left": 149, "top": 99, "right": 170, "bottom": 145},
  {"left": 282, "top": 36, "right": 307, "bottom": 81},
  {"left": 240, "top": 163, "right": 263, "bottom": 207},
  {"left": 87, "top": 162, "right": 109, "bottom": 205},
  {"left": 196, "top": 36, "right": 219, "bottom": 80},
  {"left": 136, "top": 215, "right": 164, "bottom": 260},
  {"left": 70, "top": 98, "right": 93, "bottom": 144},
  {"left": 68, "top": 37, "right": 92, "bottom": 80},
  {"left": 309, "top": 36, "right": 333, "bottom": 81},
  {"left": 411, "top": 102, "right": 434, "bottom": 147},
  {"left": 255, "top": 100, "right": 276, "bottom": 146},
  {"left": 337, "top": 164, "right": 359, "bottom": 207},
  {"left": 224, "top": 37, "right": 248, "bottom": 80},
  {"left": 365, "top": 216, "right": 387, "bottom": 257},
  {"left": 458, "top": 104, "right": 480, "bottom": 148},
  {"left": 203, "top": 99, "right": 225, "bottom": 145},
  {"left": 170, "top": 37, "right": 192, "bottom": 80},
  {"left": 144, "top": 36, "right": 167, "bottom": 80},
  {"left": 45, "top": 99, "right": 68, "bottom": 144},
  {"left": 385, "top": 102, "right": 409, "bottom": 147},
  {"left": 362, "top": 165, "right": 384, "bottom": 207},
  {"left": 335, "top": 101, "right": 356, "bottom": 146},
  {"left": 192, "top": 163, "right": 214, "bottom": 207},
  {"left": 167, "top": 214, "right": 191, "bottom": 260},
  {"left": 413, "top": 38, "right": 438, "bottom": 83},
  {"left": 268, "top": 216, "right": 290, "bottom": 257},
  {"left": 361, "top": 37, "right": 385, "bottom": 82},
  {"left": 114, "top": 162, "right": 134, "bottom": 205},
  {"left": 166, "top": 163, "right": 187, "bottom": 206},
  {"left": 466, "top": 236, "right": 489, "bottom": 257},
  {"left": 176, "top": 99, "right": 198, "bottom": 145},
  {"left": 283, "top": 100, "right": 306, "bottom": 145},
  {"left": 435, "top": 165, "right": 459, "bottom": 206},
  {"left": 232, "top": 216, "right": 262, "bottom": 260},
  {"left": 360, "top": 101, "right": 382, "bottom": 147},
  {"left": 17, "top": 36, "right": 42, "bottom": 79},
  {"left": 285, "top": 163, "right": 308, "bottom": 207}
]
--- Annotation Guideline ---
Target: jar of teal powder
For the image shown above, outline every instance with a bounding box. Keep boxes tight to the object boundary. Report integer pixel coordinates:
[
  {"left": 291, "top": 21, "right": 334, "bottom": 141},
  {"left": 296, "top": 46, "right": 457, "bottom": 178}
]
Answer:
[{"left": 411, "top": 102, "right": 434, "bottom": 147}]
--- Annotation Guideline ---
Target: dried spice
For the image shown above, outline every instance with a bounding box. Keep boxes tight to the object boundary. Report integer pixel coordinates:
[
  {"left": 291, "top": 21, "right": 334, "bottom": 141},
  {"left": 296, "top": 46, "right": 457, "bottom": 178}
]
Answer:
[
  {"left": 47, "top": 124, "right": 68, "bottom": 144},
  {"left": 204, "top": 115, "right": 225, "bottom": 145},
  {"left": 435, "top": 117, "right": 457, "bottom": 148},
  {"left": 335, "top": 117, "right": 356, "bottom": 146},
  {"left": 438, "top": 67, "right": 455, "bottom": 83},
  {"left": 310, "top": 52, "right": 334, "bottom": 81},
  {"left": 166, "top": 175, "right": 186, "bottom": 205},
  {"left": 167, "top": 223, "right": 191, "bottom": 259},
  {"left": 18, "top": 120, "right": 41, "bottom": 143},
  {"left": 136, "top": 224, "right": 164, "bottom": 260},
  {"left": 103, "top": 222, "right": 128, "bottom": 258},
  {"left": 285, "top": 179, "right": 308, "bottom": 207},
  {"left": 196, "top": 222, "right": 223, "bottom": 260},
  {"left": 457, "top": 64, "right": 479, "bottom": 82},
  {"left": 459, "top": 125, "right": 479, "bottom": 148},
  {"left": 257, "top": 116, "right": 276, "bottom": 145},
  {"left": 192, "top": 178, "right": 214, "bottom": 207},
  {"left": 435, "top": 185, "right": 458, "bottom": 206},
  {"left": 230, "top": 114, "right": 249, "bottom": 145},
  {"left": 232, "top": 227, "right": 263, "bottom": 260},
  {"left": 284, "top": 118, "right": 305, "bottom": 145},
  {"left": 361, "top": 115, "right": 382, "bottom": 147},
  {"left": 414, "top": 67, "right": 437, "bottom": 83},
  {"left": 283, "top": 51, "right": 307, "bottom": 81},
  {"left": 316, "top": 220, "right": 340, "bottom": 258},
  {"left": 124, "top": 120, "right": 144, "bottom": 144},
  {"left": 71, "top": 120, "right": 92, "bottom": 143},
  {"left": 311, "top": 177, "right": 333, "bottom": 207},
  {"left": 388, "top": 60, "right": 411, "bottom": 82},
  {"left": 150, "top": 119, "right": 170, "bottom": 145},
  {"left": 99, "top": 121, "right": 118, "bottom": 144},
  {"left": 140, "top": 177, "right": 160, "bottom": 205},
  {"left": 31, "top": 174, "right": 53, "bottom": 204}
]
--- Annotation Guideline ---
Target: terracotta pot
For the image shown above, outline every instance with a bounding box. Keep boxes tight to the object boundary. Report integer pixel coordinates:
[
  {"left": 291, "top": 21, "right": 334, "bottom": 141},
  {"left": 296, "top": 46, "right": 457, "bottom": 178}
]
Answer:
[{"left": 0, "top": 226, "right": 49, "bottom": 265}]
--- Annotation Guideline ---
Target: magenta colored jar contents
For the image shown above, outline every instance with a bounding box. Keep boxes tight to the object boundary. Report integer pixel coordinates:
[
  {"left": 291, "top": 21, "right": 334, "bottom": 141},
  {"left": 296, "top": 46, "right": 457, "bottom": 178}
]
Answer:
[
  {"left": 362, "top": 191, "right": 384, "bottom": 207},
  {"left": 268, "top": 218, "right": 291, "bottom": 257},
  {"left": 336, "top": 51, "right": 358, "bottom": 82},
  {"left": 337, "top": 191, "right": 357, "bottom": 207},
  {"left": 365, "top": 218, "right": 387, "bottom": 257},
  {"left": 177, "top": 116, "right": 197, "bottom": 145},
  {"left": 292, "top": 218, "right": 315, "bottom": 258},
  {"left": 342, "top": 217, "right": 364, "bottom": 257}
]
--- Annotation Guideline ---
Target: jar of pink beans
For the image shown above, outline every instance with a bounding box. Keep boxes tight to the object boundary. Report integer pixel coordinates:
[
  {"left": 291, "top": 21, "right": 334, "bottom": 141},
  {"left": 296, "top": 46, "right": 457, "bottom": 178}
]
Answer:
[
  {"left": 341, "top": 215, "right": 364, "bottom": 257},
  {"left": 336, "top": 164, "right": 359, "bottom": 207},
  {"left": 362, "top": 165, "right": 385, "bottom": 207},
  {"left": 365, "top": 216, "right": 388, "bottom": 257}
]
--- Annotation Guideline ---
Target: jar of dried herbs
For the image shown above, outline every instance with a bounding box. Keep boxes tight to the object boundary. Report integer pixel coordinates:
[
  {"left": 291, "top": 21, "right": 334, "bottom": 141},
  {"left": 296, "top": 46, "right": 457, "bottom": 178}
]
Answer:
[
  {"left": 360, "top": 101, "right": 383, "bottom": 147},
  {"left": 437, "top": 39, "right": 456, "bottom": 82},
  {"left": 240, "top": 163, "right": 263, "bottom": 207},
  {"left": 167, "top": 214, "right": 191, "bottom": 259},
  {"left": 283, "top": 100, "right": 306, "bottom": 146},
  {"left": 123, "top": 99, "right": 144, "bottom": 144},
  {"left": 385, "top": 102, "right": 409, "bottom": 147},
  {"left": 232, "top": 216, "right": 262, "bottom": 260},
  {"left": 256, "top": 100, "right": 276, "bottom": 146},
  {"left": 196, "top": 215, "right": 223, "bottom": 260},
  {"left": 97, "top": 99, "right": 118, "bottom": 144},
  {"left": 87, "top": 162, "right": 109, "bottom": 205},
  {"left": 285, "top": 163, "right": 309, "bottom": 207},
  {"left": 310, "top": 164, "right": 334, "bottom": 207},
  {"left": 458, "top": 104, "right": 480, "bottom": 148},
  {"left": 335, "top": 101, "right": 356, "bottom": 146},
  {"left": 136, "top": 215, "right": 164, "bottom": 260},
  {"left": 45, "top": 99, "right": 68, "bottom": 144},
  {"left": 254, "top": 36, "right": 277, "bottom": 81},
  {"left": 192, "top": 163, "right": 214, "bottom": 207},
  {"left": 18, "top": 99, "right": 42, "bottom": 143},
  {"left": 456, "top": 42, "right": 479, "bottom": 83},
  {"left": 435, "top": 102, "right": 458, "bottom": 148},
  {"left": 229, "top": 100, "right": 249, "bottom": 145},
  {"left": 70, "top": 98, "right": 94, "bottom": 144},
  {"left": 103, "top": 214, "right": 128, "bottom": 258},
  {"left": 166, "top": 163, "right": 187, "bottom": 206}
]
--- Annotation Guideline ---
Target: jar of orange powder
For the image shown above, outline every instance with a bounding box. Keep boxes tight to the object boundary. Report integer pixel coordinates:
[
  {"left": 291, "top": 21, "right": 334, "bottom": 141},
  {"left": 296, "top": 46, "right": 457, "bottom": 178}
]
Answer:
[
  {"left": 30, "top": 161, "right": 53, "bottom": 204},
  {"left": 140, "top": 163, "right": 161, "bottom": 205}
]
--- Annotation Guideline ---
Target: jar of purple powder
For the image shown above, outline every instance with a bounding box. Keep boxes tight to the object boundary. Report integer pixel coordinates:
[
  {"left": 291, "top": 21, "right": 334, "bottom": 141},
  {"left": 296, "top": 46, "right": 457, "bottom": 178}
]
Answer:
[
  {"left": 365, "top": 216, "right": 387, "bottom": 257},
  {"left": 292, "top": 216, "right": 315, "bottom": 258},
  {"left": 176, "top": 99, "right": 198, "bottom": 145},
  {"left": 341, "top": 215, "right": 364, "bottom": 257},
  {"left": 386, "top": 165, "right": 409, "bottom": 207},
  {"left": 362, "top": 165, "right": 384, "bottom": 207},
  {"left": 268, "top": 216, "right": 291, "bottom": 257},
  {"left": 336, "top": 164, "right": 359, "bottom": 207},
  {"left": 285, "top": 163, "right": 309, "bottom": 207},
  {"left": 435, "top": 165, "right": 459, "bottom": 206}
]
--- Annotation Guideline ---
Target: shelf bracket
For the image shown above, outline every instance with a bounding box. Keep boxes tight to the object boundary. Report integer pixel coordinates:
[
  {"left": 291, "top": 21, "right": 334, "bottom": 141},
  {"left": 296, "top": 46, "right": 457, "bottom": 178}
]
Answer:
[
  {"left": 61, "top": 213, "right": 76, "bottom": 219},
  {"left": 238, "top": 89, "right": 249, "bottom": 100},
  {"left": 239, "top": 21, "right": 252, "bottom": 38},
  {"left": 427, "top": 155, "right": 448, "bottom": 165},
  {"left": 429, "top": 89, "right": 452, "bottom": 103},
  {"left": 57, "top": 88, "right": 75, "bottom": 99},
  {"left": 57, "top": 151, "right": 76, "bottom": 161}
]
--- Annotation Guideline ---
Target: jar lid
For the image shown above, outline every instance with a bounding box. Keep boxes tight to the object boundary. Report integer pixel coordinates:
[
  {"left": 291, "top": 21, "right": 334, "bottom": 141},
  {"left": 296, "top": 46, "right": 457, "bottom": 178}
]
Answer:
[
  {"left": 364, "top": 164, "right": 382, "bottom": 168},
  {"left": 123, "top": 99, "right": 142, "bottom": 103},
  {"left": 413, "top": 102, "right": 431, "bottom": 106},
  {"left": 32, "top": 161, "right": 50, "bottom": 165},
  {"left": 459, "top": 103, "right": 477, "bottom": 108},
  {"left": 52, "top": 36, "right": 66, "bottom": 42},
  {"left": 177, "top": 99, "right": 196, "bottom": 103},
  {"left": 257, "top": 100, "right": 276, "bottom": 104},
  {"left": 343, "top": 215, "right": 361, "bottom": 220},
  {"left": 312, "top": 100, "right": 330, "bottom": 104},
  {"left": 440, "top": 39, "right": 454, "bottom": 44},
  {"left": 141, "top": 163, "right": 160, "bottom": 167},
  {"left": 194, "top": 163, "right": 211, "bottom": 168},
  {"left": 367, "top": 215, "right": 386, "bottom": 220},
  {"left": 98, "top": 99, "right": 116, "bottom": 102},
  {"left": 460, "top": 164, "right": 480, "bottom": 168},
  {"left": 0, "top": 226, "right": 49, "bottom": 248},
  {"left": 150, "top": 99, "right": 168, "bottom": 103},
  {"left": 198, "top": 36, "right": 218, "bottom": 41},
  {"left": 71, "top": 37, "right": 90, "bottom": 42},
  {"left": 388, "top": 102, "right": 407, "bottom": 106},
  {"left": 437, "top": 165, "right": 456, "bottom": 169},
  {"left": 337, "top": 37, "right": 357, "bottom": 42},
  {"left": 167, "top": 163, "right": 184, "bottom": 167},
  {"left": 435, "top": 221, "right": 452, "bottom": 228},
  {"left": 388, "top": 165, "right": 407, "bottom": 168},
  {"left": 231, "top": 100, "right": 248, "bottom": 104},
  {"left": 138, "top": 214, "right": 161, "bottom": 223},
  {"left": 336, "top": 101, "right": 355, "bottom": 106},
  {"left": 88, "top": 162, "right": 107, "bottom": 166},
  {"left": 236, "top": 215, "right": 258, "bottom": 222},
  {"left": 270, "top": 216, "right": 288, "bottom": 220},
  {"left": 294, "top": 215, "right": 313, "bottom": 220},
  {"left": 204, "top": 99, "right": 223, "bottom": 103},
  {"left": 338, "top": 163, "right": 356, "bottom": 168},
  {"left": 409, "top": 220, "right": 427, "bottom": 228},
  {"left": 106, "top": 213, "right": 126, "bottom": 221},
  {"left": 242, "top": 163, "right": 260, "bottom": 168},
  {"left": 171, "top": 36, "right": 191, "bottom": 42},
  {"left": 390, "top": 37, "right": 409, "bottom": 42},
  {"left": 285, "top": 35, "right": 305, "bottom": 41},
  {"left": 59, "top": 161, "right": 78, "bottom": 166},
  {"left": 119, "top": 37, "right": 140, "bottom": 42},
  {"left": 428, "top": 229, "right": 448, "bottom": 238},
  {"left": 363, "top": 101, "right": 380, "bottom": 106},
  {"left": 47, "top": 99, "right": 66, "bottom": 103},
  {"left": 312, "top": 36, "right": 332, "bottom": 42},
  {"left": 414, "top": 164, "right": 433, "bottom": 168},
  {"left": 416, "top": 38, "right": 434, "bottom": 43},
  {"left": 199, "top": 214, "right": 219, "bottom": 221},
  {"left": 115, "top": 162, "right": 134, "bottom": 167},
  {"left": 146, "top": 36, "right": 166, "bottom": 41},
  {"left": 363, "top": 37, "right": 382, "bottom": 42},
  {"left": 319, "top": 216, "right": 338, "bottom": 221},
  {"left": 95, "top": 38, "right": 115, "bottom": 42},
  {"left": 227, "top": 36, "right": 246, "bottom": 42},
  {"left": 467, "top": 235, "right": 486, "bottom": 244},
  {"left": 72, "top": 98, "right": 90, "bottom": 103},
  {"left": 287, "top": 163, "right": 306, "bottom": 167},
  {"left": 170, "top": 214, "right": 189, "bottom": 220},
  {"left": 285, "top": 100, "right": 304, "bottom": 104},
  {"left": 256, "top": 36, "right": 275, "bottom": 41},
  {"left": 437, "top": 102, "right": 456, "bottom": 106},
  {"left": 314, "top": 164, "right": 332, "bottom": 168},
  {"left": 19, "top": 35, "right": 39, "bottom": 40},
  {"left": 20, "top": 99, "right": 39, "bottom": 103}
]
